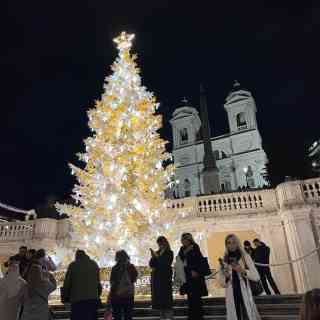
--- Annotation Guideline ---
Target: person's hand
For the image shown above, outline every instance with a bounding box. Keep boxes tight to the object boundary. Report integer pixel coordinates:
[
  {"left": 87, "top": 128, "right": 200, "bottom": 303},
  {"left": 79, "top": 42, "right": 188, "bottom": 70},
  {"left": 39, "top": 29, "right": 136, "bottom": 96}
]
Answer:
[
  {"left": 232, "top": 264, "right": 244, "bottom": 273},
  {"left": 191, "top": 270, "right": 199, "bottom": 278},
  {"left": 224, "top": 270, "right": 230, "bottom": 278}
]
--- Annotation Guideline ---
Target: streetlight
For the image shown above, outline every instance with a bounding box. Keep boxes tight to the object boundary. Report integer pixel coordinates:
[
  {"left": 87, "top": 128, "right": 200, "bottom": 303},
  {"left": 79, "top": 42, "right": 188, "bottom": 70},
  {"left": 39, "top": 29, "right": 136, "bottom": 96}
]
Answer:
[
  {"left": 243, "top": 167, "right": 249, "bottom": 188},
  {"left": 308, "top": 139, "right": 320, "bottom": 175}
]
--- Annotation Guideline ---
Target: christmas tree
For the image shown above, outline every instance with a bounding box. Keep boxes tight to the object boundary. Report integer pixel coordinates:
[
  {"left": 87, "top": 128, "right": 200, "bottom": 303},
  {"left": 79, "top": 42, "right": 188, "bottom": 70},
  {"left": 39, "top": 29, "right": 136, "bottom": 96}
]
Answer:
[{"left": 57, "top": 32, "right": 175, "bottom": 266}]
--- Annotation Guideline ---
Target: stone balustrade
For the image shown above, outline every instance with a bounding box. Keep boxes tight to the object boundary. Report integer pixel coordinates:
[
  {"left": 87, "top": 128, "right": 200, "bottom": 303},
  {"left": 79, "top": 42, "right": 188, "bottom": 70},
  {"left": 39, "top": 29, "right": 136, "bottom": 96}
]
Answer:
[
  {"left": 167, "top": 188, "right": 279, "bottom": 218},
  {"left": 0, "top": 221, "right": 35, "bottom": 241},
  {"left": 167, "top": 178, "right": 320, "bottom": 218}
]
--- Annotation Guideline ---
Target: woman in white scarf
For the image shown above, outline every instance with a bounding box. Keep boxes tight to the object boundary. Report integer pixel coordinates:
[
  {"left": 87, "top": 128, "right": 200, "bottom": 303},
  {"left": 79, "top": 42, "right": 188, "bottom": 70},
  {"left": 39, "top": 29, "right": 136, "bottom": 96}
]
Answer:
[
  {"left": 0, "top": 261, "right": 26, "bottom": 320},
  {"left": 218, "top": 234, "right": 261, "bottom": 320}
]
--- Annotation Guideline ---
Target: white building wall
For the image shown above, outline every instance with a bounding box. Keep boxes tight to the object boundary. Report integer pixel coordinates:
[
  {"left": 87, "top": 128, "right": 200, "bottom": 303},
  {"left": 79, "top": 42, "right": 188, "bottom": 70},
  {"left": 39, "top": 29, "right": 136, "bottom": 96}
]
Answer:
[{"left": 171, "top": 85, "right": 269, "bottom": 198}]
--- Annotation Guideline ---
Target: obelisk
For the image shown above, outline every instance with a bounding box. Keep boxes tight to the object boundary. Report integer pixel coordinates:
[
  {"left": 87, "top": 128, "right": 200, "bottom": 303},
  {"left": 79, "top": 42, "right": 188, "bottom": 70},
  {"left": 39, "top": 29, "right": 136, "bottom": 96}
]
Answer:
[{"left": 199, "top": 84, "right": 220, "bottom": 194}]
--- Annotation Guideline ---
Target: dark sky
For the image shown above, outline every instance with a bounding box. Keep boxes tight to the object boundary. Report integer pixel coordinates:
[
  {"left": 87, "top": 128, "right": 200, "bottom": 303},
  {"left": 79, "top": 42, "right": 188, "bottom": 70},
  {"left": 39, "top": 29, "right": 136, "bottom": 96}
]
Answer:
[{"left": 1, "top": 1, "right": 319, "bottom": 209}]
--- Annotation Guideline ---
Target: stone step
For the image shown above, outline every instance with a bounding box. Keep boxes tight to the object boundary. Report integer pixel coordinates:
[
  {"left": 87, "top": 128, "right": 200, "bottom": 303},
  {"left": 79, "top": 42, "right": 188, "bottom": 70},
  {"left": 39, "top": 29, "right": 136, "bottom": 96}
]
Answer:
[
  {"left": 52, "top": 304, "right": 300, "bottom": 316},
  {"left": 51, "top": 295, "right": 302, "bottom": 320},
  {"left": 53, "top": 316, "right": 299, "bottom": 320},
  {"left": 51, "top": 295, "right": 302, "bottom": 310}
]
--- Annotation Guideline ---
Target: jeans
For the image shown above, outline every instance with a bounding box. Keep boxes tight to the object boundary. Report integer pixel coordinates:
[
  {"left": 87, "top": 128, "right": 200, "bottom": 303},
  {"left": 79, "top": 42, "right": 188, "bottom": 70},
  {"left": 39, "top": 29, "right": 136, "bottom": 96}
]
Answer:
[
  {"left": 257, "top": 266, "right": 280, "bottom": 295},
  {"left": 71, "top": 299, "right": 98, "bottom": 320},
  {"left": 112, "top": 303, "right": 133, "bottom": 320},
  {"left": 187, "top": 292, "right": 203, "bottom": 320}
]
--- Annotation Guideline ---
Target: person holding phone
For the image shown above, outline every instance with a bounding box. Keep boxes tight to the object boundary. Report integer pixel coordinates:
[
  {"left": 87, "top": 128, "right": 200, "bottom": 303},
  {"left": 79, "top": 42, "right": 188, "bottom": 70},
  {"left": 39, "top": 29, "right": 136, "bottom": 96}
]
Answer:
[
  {"left": 149, "top": 236, "right": 174, "bottom": 320},
  {"left": 178, "top": 233, "right": 208, "bottom": 320},
  {"left": 218, "top": 234, "right": 261, "bottom": 320}
]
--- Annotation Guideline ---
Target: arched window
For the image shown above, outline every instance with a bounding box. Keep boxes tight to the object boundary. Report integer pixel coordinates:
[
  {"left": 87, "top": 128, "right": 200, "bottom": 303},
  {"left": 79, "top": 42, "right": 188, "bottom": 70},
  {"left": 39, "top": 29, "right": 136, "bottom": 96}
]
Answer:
[
  {"left": 236, "top": 112, "right": 247, "bottom": 129},
  {"left": 180, "top": 128, "right": 188, "bottom": 144},
  {"left": 184, "top": 179, "right": 191, "bottom": 197}
]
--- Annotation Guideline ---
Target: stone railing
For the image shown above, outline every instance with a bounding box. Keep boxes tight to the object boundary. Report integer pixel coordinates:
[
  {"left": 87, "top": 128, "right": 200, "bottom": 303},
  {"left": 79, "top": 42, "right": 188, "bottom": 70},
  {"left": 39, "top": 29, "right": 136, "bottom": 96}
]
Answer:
[
  {"left": 167, "top": 188, "right": 279, "bottom": 218},
  {"left": 0, "top": 220, "right": 35, "bottom": 241},
  {"left": 196, "top": 189, "right": 278, "bottom": 216},
  {"left": 0, "top": 219, "right": 70, "bottom": 258}
]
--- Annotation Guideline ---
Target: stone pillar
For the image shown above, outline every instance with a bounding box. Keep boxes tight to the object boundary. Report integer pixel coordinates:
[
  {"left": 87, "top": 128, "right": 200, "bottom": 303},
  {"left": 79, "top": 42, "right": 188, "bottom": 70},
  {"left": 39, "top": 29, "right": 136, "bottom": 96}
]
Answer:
[
  {"left": 277, "top": 180, "right": 320, "bottom": 292},
  {"left": 57, "top": 219, "right": 71, "bottom": 240},
  {"left": 281, "top": 209, "right": 320, "bottom": 292},
  {"left": 33, "top": 218, "right": 58, "bottom": 240}
]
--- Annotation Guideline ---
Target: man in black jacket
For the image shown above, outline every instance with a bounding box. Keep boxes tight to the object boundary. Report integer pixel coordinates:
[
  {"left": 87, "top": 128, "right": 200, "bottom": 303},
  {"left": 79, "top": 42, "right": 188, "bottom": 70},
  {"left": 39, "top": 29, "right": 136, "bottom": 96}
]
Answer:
[
  {"left": 63, "top": 250, "right": 102, "bottom": 320},
  {"left": 253, "top": 239, "right": 280, "bottom": 295}
]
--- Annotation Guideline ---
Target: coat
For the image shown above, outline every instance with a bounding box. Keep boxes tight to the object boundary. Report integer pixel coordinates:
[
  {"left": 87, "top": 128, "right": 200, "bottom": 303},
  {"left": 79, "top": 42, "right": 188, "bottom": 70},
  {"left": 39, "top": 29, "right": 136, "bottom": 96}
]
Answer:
[
  {"left": 20, "top": 273, "right": 56, "bottom": 320},
  {"left": 254, "top": 244, "right": 270, "bottom": 267},
  {"left": 149, "top": 249, "right": 174, "bottom": 309},
  {"left": 63, "top": 254, "right": 101, "bottom": 304},
  {"left": 109, "top": 263, "right": 138, "bottom": 305},
  {"left": 0, "top": 264, "right": 26, "bottom": 320},
  {"left": 178, "top": 243, "right": 208, "bottom": 297},
  {"left": 218, "top": 252, "right": 261, "bottom": 320}
]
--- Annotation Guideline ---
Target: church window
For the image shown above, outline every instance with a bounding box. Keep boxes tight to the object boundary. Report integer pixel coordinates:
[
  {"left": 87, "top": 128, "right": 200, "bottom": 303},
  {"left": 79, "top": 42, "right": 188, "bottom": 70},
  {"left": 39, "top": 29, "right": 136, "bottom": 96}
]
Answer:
[
  {"left": 180, "top": 128, "right": 189, "bottom": 144},
  {"left": 184, "top": 179, "right": 191, "bottom": 197},
  {"left": 236, "top": 112, "right": 247, "bottom": 130}
]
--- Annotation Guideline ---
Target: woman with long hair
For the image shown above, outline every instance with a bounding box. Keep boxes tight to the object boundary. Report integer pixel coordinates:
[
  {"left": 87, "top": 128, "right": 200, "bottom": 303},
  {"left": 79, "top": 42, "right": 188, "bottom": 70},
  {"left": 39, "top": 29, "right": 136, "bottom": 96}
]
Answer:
[
  {"left": 0, "top": 260, "right": 26, "bottom": 320},
  {"left": 20, "top": 264, "right": 56, "bottom": 320},
  {"left": 218, "top": 234, "right": 261, "bottom": 320},
  {"left": 149, "top": 236, "right": 174, "bottom": 319},
  {"left": 178, "top": 233, "right": 208, "bottom": 320},
  {"left": 300, "top": 289, "right": 320, "bottom": 320},
  {"left": 109, "top": 250, "right": 138, "bottom": 320}
]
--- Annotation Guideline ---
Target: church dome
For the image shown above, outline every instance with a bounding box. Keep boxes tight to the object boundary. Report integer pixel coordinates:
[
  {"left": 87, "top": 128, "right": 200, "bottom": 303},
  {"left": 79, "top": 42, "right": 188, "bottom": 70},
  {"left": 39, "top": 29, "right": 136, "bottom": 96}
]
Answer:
[{"left": 225, "top": 80, "right": 252, "bottom": 105}]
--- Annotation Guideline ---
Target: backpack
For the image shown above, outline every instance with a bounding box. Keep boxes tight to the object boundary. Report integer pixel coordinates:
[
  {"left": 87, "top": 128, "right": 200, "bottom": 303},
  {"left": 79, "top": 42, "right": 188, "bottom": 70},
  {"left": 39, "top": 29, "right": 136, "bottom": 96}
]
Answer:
[{"left": 115, "top": 266, "right": 134, "bottom": 298}]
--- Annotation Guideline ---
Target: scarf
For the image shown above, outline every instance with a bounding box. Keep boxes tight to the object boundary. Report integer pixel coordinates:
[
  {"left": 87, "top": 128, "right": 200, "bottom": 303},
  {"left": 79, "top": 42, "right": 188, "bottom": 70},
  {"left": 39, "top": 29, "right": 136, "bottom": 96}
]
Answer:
[{"left": 225, "top": 249, "right": 242, "bottom": 265}]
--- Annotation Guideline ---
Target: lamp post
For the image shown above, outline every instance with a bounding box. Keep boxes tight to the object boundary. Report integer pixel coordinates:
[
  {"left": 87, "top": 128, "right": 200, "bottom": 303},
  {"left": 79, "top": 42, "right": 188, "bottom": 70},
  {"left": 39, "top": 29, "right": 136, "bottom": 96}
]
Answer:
[
  {"left": 243, "top": 167, "right": 249, "bottom": 188},
  {"left": 308, "top": 139, "right": 320, "bottom": 175}
]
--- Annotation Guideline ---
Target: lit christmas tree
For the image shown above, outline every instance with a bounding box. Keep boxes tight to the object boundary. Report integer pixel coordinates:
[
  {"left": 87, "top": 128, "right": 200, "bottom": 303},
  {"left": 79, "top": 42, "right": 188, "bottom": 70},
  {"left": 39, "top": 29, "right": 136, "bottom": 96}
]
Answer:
[{"left": 57, "top": 32, "right": 175, "bottom": 265}]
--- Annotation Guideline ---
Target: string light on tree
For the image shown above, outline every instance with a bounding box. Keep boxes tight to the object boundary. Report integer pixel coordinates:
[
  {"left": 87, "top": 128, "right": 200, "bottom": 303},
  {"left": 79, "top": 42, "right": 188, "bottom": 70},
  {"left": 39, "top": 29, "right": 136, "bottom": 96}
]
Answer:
[{"left": 56, "top": 32, "right": 175, "bottom": 265}]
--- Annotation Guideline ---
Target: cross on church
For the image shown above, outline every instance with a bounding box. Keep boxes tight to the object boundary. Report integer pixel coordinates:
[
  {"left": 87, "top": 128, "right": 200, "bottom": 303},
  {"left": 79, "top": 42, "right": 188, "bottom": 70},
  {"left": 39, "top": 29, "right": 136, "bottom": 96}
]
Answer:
[{"left": 182, "top": 97, "right": 189, "bottom": 104}]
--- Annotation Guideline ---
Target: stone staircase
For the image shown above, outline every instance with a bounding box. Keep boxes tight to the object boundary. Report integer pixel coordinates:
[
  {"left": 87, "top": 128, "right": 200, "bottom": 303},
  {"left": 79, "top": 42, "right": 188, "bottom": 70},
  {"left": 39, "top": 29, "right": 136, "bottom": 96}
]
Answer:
[{"left": 51, "top": 295, "right": 302, "bottom": 319}]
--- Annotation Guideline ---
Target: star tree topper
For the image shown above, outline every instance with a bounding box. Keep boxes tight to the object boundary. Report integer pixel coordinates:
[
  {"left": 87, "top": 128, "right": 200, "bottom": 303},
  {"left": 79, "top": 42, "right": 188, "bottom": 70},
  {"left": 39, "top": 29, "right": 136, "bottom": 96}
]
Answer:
[{"left": 113, "top": 32, "right": 135, "bottom": 51}]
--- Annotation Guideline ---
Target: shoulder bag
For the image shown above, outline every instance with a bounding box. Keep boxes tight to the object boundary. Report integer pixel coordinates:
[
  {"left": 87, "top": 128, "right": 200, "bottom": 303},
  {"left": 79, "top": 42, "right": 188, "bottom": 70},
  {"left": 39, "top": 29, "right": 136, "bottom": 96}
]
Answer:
[{"left": 242, "top": 257, "right": 264, "bottom": 296}]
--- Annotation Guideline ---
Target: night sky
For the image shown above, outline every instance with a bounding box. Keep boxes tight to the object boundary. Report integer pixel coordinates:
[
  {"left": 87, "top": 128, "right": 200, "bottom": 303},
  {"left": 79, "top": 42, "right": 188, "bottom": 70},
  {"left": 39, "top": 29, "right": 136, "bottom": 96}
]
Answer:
[{"left": 1, "top": 2, "right": 319, "bottom": 210}]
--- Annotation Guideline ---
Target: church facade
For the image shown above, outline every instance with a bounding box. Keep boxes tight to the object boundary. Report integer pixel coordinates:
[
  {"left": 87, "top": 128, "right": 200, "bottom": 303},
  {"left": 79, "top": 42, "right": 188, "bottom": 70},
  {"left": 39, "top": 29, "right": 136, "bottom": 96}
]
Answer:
[{"left": 170, "top": 81, "right": 269, "bottom": 198}]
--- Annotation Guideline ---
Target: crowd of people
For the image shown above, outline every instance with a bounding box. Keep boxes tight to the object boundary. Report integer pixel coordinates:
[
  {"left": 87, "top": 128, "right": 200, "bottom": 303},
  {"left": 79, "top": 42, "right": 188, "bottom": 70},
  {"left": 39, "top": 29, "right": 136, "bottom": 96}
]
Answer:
[
  {"left": 0, "top": 235, "right": 319, "bottom": 320},
  {"left": 0, "top": 246, "right": 57, "bottom": 320}
]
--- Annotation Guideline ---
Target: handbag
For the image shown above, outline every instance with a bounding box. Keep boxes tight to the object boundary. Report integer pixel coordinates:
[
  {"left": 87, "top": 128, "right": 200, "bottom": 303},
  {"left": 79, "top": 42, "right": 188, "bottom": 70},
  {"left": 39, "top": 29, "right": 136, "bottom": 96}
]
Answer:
[
  {"left": 248, "top": 279, "right": 264, "bottom": 296},
  {"left": 115, "top": 267, "right": 134, "bottom": 298},
  {"left": 241, "top": 256, "right": 264, "bottom": 296},
  {"left": 104, "top": 309, "right": 112, "bottom": 320},
  {"left": 200, "top": 257, "right": 212, "bottom": 277},
  {"left": 60, "top": 286, "right": 70, "bottom": 304}
]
